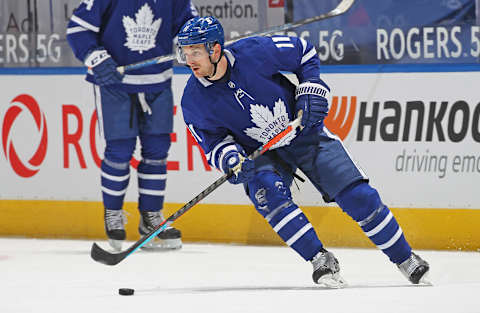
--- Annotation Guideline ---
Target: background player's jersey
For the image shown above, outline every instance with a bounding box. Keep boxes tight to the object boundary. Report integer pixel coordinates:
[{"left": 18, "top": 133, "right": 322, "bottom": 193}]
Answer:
[
  {"left": 181, "top": 36, "right": 322, "bottom": 171},
  {"left": 67, "top": 0, "right": 197, "bottom": 92}
]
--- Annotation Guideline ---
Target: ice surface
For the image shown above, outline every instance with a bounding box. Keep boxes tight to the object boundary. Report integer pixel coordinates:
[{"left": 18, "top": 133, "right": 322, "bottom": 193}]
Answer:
[{"left": 0, "top": 238, "right": 478, "bottom": 313}]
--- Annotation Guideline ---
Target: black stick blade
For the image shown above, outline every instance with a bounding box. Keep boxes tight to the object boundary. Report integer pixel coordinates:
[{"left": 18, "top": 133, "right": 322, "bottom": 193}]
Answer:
[{"left": 90, "top": 242, "right": 128, "bottom": 266}]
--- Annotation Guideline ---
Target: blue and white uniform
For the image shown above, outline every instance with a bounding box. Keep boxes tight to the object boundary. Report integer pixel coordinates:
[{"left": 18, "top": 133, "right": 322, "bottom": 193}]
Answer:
[
  {"left": 183, "top": 36, "right": 318, "bottom": 160},
  {"left": 67, "top": 1, "right": 197, "bottom": 218},
  {"left": 181, "top": 35, "right": 413, "bottom": 264}
]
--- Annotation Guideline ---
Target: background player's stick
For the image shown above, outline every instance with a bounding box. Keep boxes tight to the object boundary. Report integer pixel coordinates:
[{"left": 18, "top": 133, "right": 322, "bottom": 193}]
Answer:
[
  {"left": 117, "top": 0, "right": 355, "bottom": 73},
  {"left": 91, "top": 112, "right": 303, "bottom": 266}
]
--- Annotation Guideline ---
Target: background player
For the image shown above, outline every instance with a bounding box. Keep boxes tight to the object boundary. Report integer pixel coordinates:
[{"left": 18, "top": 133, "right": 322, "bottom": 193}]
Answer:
[
  {"left": 66, "top": 0, "right": 198, "bottom": 251},
  {"left": 177, "top": 16, "right": 430, "bottom": 287}
]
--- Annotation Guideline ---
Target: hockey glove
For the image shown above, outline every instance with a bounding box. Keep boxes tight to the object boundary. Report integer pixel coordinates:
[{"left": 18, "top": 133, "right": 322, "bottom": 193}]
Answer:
[
  {"left": 84, "top": 47, "right": 124, "bottom": 86},
  {"left": 221, "top": 150, "right": 255, "bottom": 185},
  {"left": 295, "top": 78, "right": 330, "bottom": 129}
]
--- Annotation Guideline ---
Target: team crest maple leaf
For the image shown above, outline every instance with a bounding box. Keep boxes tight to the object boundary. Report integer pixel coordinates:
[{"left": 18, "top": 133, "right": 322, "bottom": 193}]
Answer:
[
  {"left": 244, "top": 98, "right": 295, "bottom": 149},
  {"left": 122, "top": 4, "right": 162, "bottom": 54}
]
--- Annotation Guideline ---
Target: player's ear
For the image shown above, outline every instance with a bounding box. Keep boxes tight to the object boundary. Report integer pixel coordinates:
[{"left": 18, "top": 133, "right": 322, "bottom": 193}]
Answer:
[{"left": 213, "top": 43, "right": 222, "bottom": 59}]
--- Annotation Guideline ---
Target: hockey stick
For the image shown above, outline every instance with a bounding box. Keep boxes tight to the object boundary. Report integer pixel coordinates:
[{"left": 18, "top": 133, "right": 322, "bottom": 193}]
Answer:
[
  {"left": 117, "top": 0, "right": 355, "bottom": 73},
  {"left": 91, "top": 112, "right": 303, "bottom": 265}
]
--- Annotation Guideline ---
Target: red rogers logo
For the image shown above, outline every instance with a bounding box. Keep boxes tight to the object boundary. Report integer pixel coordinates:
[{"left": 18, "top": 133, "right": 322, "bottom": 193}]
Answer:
[{"left": 2, "top": 94, "right": 48, "bottom": 178}]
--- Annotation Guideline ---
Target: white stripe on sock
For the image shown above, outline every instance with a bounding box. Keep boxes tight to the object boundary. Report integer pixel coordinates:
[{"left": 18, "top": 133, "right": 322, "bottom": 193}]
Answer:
[
  {"left": 137, "top": 173, "right": 166, "bottom": 180},
  {"left": 138, "top": 188, "right": 165, "bottom": 196},
  {"left": 364, "top": 211, "right": 393, "bottom": 237},
  {"left": 377, "top": 227, "right": 403, "bottom": 250},
  {"left": 286, "top": 224, "right": 312, "bottom": 246},
  {"left": 273, "top": 208, "right": 302, "bottom": 232},
  {"left": 101, "top": 186, "right": 128, "bottom": 196},
  {"left": 101, "top": 171, "right": 130, "bottom": 182}
]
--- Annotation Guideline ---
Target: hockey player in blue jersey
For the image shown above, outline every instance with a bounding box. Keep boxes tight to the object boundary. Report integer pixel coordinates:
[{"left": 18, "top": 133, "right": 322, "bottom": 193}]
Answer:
[
  {"left": 177, "top": 16, "right": 430, "bottom": 287},
  {"left": 66, "top": 0, "right": 197, "bottom": 251}
]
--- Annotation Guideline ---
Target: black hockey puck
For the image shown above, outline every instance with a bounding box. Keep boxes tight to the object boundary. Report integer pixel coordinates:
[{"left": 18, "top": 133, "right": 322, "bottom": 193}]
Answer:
[{"left": 118, "top": 288, "right": 134, "bottom": 296}]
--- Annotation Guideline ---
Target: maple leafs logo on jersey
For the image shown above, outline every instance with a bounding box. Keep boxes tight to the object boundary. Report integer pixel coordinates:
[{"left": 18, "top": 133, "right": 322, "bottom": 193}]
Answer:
[
  {"left": 244, "top": 98, "right": 295, "bottom": 149},
  {"left": 122, "top": 4, "right": 161, "bottom": 54}
]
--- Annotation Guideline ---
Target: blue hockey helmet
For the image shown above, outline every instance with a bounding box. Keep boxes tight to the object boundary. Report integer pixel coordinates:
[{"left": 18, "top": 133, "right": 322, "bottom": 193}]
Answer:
[{"left": 177, "top": 16, "right": 224, "bottom": 63}]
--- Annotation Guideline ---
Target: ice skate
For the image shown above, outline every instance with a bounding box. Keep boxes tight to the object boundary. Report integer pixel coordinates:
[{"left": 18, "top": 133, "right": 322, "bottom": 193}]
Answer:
[
  {"left": 138, "top": 210, "right": 182, "bottom": 250},
  {"left": 397, "top": 252, "right": 431, "bottom": 285},
  {"left": 311, "top": 248, "right": 347, "bottom": 288},
  {"left": 104, "top": 208, "right": 126, "bottom": 252}
]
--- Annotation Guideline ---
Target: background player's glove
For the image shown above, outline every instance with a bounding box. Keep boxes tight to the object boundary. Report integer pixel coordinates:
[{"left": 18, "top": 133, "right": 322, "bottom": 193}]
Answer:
[
  {"left": 221, "top": 150, "right": 255, "bottom": 185},
  {"left": 295, "top": 78, "right": 330, "bottom": 128},
  {"left": 84, "top": 47, "right": 124, "bottom": 86}
]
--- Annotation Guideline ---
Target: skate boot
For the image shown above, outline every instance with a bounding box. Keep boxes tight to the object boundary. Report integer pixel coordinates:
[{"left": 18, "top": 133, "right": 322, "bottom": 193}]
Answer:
[
  {"left": 138, "top": 210, "right": 182, "bottom": 250},
  {"left": 311, "top": 248, "right": 347, "bottom": 288},
  {"left": 397, "top": 252, "right": 431, "bottom": 285},
  {"left": 104, "top": 208, "right": 126, "bottom": 252}
]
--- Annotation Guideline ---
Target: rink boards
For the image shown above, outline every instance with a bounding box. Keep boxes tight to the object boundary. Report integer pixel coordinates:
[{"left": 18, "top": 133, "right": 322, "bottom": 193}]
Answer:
[{"left": 0, "top": 68, "right": 479, "bottom": 250}]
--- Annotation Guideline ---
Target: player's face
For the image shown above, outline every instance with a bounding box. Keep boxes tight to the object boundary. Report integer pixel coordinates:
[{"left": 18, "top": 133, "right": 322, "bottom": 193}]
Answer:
[{"left": 182, "top": 44, "right": 213, "bottom": 77}]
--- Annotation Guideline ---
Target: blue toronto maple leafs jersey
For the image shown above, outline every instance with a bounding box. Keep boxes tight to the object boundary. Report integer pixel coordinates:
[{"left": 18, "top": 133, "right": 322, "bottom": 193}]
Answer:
[
  {"left": 66, "top": 0, "right": 197, "bottom": 92},
  {"left": 181, "top": 35, "right": 322, "bottom": 171}
]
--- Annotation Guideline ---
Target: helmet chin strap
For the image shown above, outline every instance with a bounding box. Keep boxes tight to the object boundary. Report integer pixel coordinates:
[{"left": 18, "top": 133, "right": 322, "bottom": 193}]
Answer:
[{"left": 206, "top": 49, "right": 224, "bottom": 79}]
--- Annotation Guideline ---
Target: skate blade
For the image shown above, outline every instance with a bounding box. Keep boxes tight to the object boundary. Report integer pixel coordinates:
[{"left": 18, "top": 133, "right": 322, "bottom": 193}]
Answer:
[
  {"left": 140, "top": 238, "right": 182, "bottom": 251},
  {"left": 419, "top": 270, "right": 433, "bottom": 286},
  {"left": 108, "top": 239, "right": 123, "bottom": 252},
  {"left": 317, "top": 273, "right": 348, "bottom": 289}
]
